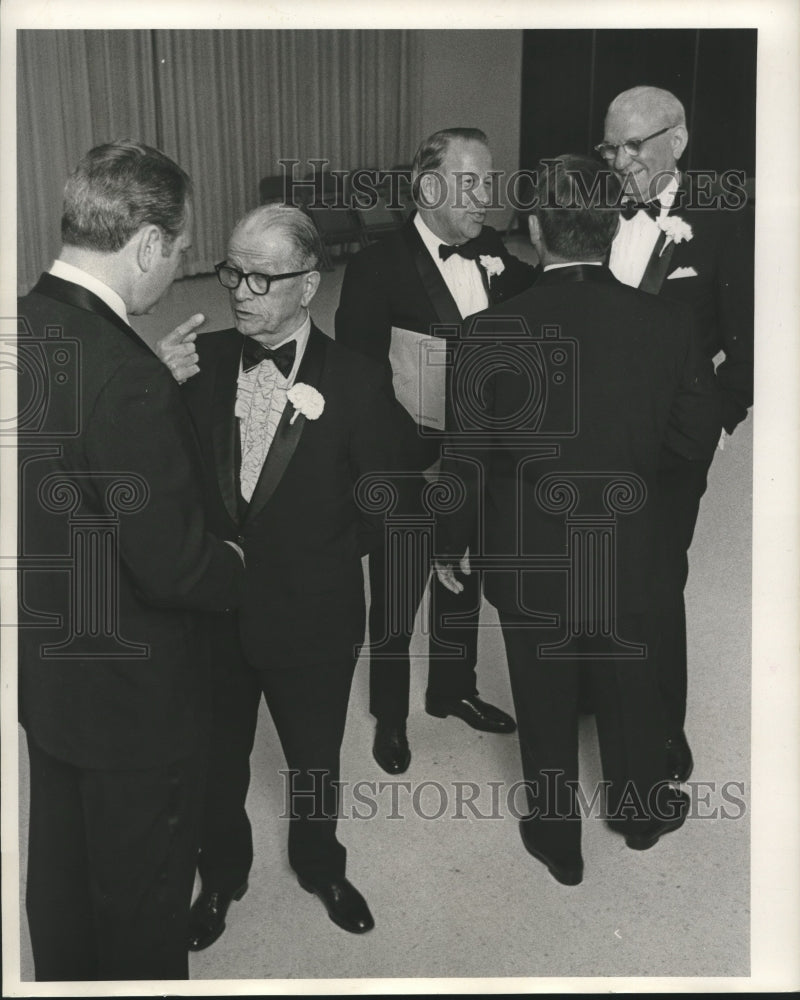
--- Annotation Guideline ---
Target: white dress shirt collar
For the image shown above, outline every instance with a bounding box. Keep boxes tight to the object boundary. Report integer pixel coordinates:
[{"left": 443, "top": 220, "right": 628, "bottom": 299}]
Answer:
[
  {"left": 543, "top": 261, "right": 603, "bottom": 272},
  {"left": 49, "top": 259, "right": 129, "bottom": 325}
]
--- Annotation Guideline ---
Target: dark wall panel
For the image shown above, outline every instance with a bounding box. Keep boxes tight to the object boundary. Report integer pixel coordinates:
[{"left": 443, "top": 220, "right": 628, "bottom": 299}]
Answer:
[
  {"left": 691, "top": 29, "right": 756, "bottom": 175},
  {"left": 520, "top": 30, "right": 594, "bottom": 164}
]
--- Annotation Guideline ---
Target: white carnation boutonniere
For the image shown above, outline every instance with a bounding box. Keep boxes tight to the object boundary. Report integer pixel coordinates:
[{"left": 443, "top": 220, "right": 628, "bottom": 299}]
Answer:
[
  {"left": 287, "top": 383, "right": 324, "bottom": 425},
  {"left": 478, "top": 254, "right": 505, "bottom": 279},
  {"left": 657, "top": 215, "right": 693, "bottom": 256}
]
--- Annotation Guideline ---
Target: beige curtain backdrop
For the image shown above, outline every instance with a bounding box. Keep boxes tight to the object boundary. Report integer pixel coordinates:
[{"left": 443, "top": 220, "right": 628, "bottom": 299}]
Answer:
[
  {"left": 17, "top": 31, "right": 159, "bottom": 293},
  {"left": 17, "top": 29, "right": 422, "bottom": 291}
]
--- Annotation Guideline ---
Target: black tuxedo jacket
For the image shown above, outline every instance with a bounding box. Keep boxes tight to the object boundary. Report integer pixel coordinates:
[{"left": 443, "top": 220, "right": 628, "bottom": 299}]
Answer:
[
  {"left": 438, "top": 265, "right": 722, "bottom": 621},
  {"left": 621, "top": 197, "right": 754, "bottom": 434},
  {"left": 335, "top": 216, "right": 538, "bottom": 468},
  {"left": 181, "top": 325, "right": 403, "bottom": 669},
  {"left": 17, "top": 274, "right": 245, "bottom": 770}
]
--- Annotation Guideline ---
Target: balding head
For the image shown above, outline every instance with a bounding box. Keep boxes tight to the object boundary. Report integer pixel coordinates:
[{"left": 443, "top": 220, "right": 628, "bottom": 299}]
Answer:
[
  {"left": 606, "top": 86, "right": 686, "bottom": 130},
  {"left": 602, "top": 85, "right": 689, "bottom": 201}
]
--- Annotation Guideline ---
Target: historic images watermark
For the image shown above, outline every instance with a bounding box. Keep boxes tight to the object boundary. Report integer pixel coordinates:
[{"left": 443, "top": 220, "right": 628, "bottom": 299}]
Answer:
[
  {"left": 276, "top": 158, "right": 750, "bottom": 213},
  {"left": 278, "top": 771, "right": 748, "bottom": 823}
]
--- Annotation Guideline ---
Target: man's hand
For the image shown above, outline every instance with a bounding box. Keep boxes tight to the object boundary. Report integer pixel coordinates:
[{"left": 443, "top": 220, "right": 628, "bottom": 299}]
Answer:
[
  {"left": 434, "top": 550, "right": 471, "bottom": 594},
  {"left": 156, "top": 313, "right": 205, "bottom": 384}
]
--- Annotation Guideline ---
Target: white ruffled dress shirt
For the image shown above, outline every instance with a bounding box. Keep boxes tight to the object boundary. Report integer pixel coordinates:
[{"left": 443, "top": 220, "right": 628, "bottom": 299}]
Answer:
[{"left": 236, "top": 312, "right": 311, "bottom": 502}]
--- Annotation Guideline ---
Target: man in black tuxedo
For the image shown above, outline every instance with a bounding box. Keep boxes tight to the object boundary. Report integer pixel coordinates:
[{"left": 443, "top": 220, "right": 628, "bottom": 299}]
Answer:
[
  {"left": 598, "top": 86, "right": 754, "bottom": 781},
  {"left": 17, "top": 141, "right": 246, "bottom": 980},
  {"left": 335, "top": 127, "right": 536, "bottom": 774},
  {"left": 436, "top": 155, "right": 722, "bottom": 885},
  {"left": 159, "top": 206, "right": 402, "bottom": 946}
]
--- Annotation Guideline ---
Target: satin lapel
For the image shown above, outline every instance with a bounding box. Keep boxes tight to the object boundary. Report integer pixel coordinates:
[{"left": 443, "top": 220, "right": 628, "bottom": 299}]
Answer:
[
  {"left": 211, "top": 340, "right": 242, "bottom": 525},
  {"left": 30, "top": 273, "right": 152, "bottom": 354},
  {"left": 244, "top": 326, "right": 327, "bottom": 525},
  {"left": 402, "top": 221, "right": 463, "bottom": 328},
  {"left": 639, "top": 233, "right": 677, "bottom": 295}
]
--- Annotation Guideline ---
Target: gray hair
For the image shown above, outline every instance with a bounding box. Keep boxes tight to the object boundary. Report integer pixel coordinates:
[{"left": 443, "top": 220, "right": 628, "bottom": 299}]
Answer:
[{"left": 233, "top": 204, "right": 322, "bottom": 270}]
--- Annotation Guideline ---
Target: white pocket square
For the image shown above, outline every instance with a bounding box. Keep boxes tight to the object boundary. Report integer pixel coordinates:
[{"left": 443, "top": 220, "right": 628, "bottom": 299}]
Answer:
[{"left": 667, "top": 266, "right": 698, "bottom": 280}]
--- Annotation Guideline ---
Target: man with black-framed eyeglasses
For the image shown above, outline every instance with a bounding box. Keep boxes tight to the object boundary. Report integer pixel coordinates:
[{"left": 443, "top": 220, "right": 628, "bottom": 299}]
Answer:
[
  {"left": 157, "top": 205, "right": 406, "bottom": 946},
  {"left": 599, "top": 85, "right": 754, "bottom": 788}
]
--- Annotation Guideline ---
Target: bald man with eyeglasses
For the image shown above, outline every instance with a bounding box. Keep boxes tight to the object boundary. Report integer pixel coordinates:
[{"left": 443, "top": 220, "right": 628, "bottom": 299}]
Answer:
[{"left": 597, "top": 85, "right": 754, "bottom": 784}]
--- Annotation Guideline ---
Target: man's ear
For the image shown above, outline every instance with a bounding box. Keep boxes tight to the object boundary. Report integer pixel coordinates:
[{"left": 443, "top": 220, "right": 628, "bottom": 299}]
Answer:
[
  {"left": 671, "top": 125, "right": 689, "bottom": 161},
  {"left": 135, "top": 225, "right": 162, "bottom": 273},
  {"left": 300, "top": 269, "right": 321, "bottom": 308},
  {"left": 417, "top": 170, "right": 441, "bottom": 210},
  {"left": 527, "top": 213, "right": 540, "bottom": 245}
]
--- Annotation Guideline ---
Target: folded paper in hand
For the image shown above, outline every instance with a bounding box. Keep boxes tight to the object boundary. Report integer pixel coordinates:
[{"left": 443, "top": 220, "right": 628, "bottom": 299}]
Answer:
[
  {"left": 389, "top": 327, "right": 448, "bottom": 429},
  {"left": 666, "top": 266, "right": 698, "bottom": 280}
]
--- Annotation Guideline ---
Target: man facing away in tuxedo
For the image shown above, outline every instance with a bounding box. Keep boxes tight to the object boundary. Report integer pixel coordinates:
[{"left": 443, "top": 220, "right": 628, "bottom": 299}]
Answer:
[
  {"left": 17, "top": 141, "right": 246, "bottom": 981},
  {"left": 335, "top": 127, "right": 537, "bottom": 775},
  {"left": 598, "top": 86, "right": 754, "bottom": 782},
  {"left": 158, "top": 206, "right": 404, "bottom": 947},
  {"left": 436, "top": 155, "right": 722, "bottom": 885}
]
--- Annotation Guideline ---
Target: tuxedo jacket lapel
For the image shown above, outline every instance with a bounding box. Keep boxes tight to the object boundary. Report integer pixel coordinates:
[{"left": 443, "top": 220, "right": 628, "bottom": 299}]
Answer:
[
  {"left": 244, "top": 325, "right": 326, "bottom": 525},
  {"left": 402, "top": 221, "right": 463, "bottom": 328},
  {"left": 639, "top": 233, "right": 677, "bottom": 295},
  {"left": 31, "top": 273, "right": 149, "bottom": 353}
]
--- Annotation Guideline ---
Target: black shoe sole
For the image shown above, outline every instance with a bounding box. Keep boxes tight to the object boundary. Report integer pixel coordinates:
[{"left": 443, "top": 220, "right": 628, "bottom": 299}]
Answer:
[{"left": 297, "top": 876, "right": 375, "bottom": 934}]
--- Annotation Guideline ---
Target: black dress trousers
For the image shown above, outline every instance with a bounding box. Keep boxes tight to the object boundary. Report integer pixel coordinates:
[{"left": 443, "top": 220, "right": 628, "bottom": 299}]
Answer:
[
  {"left": 367, "top": 473, "right": 480, "bottom": 723},
  {"left": 25, "top": 735, "right": 203, "bottom": 982}
]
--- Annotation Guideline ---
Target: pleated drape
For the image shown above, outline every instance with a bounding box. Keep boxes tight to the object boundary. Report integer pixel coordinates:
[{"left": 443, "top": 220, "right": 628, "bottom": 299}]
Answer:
[
  {"left": 17, "top": 29, "right": 422, "bottom": 290},
  {"left": 17, "top": 31, "right": 158, "bottom": 292}
]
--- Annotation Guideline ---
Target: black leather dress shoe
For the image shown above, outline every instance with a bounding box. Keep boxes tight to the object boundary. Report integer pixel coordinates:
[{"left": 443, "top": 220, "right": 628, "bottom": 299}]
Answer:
[
  {"left": 297, "top": 876, "right": 375, "bottom": 934},
  {"left": 624, "top": 789, "right": 690, "bottom": 850},
  {"left": 665, "top": 731, "right": 694, "bottom": 782},
  {"left": 188, "top": 882, "right": 248, "bottom": 951},
  {"left": 425, "top": 694, "right": 517, "bottom": 733},
  {"left": 373, "top": 721, "right": 410, "bottom": 774},
  {"left": 519, "top": 822, "right": 583, "bottom": 886}
]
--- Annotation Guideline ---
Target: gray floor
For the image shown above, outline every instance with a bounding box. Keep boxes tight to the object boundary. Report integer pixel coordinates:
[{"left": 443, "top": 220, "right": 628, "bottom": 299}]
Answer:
[{"left": 17, "top": 236, "right": 752, "bottom": 983}]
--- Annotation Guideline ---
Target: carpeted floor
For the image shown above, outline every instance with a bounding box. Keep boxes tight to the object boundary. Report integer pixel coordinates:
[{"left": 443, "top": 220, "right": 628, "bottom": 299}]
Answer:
[{"left": 16, "top": 234, "right": 752, "bottom": 985}]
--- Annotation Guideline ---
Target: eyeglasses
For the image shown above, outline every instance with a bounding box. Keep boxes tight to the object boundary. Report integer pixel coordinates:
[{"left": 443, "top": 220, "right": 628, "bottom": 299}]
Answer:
[
  {"left": 594, "top": 125, "right": 675, "bottom": 161},
  {"left": 214, "top": 262, "right": 311, "bottom": 295}
]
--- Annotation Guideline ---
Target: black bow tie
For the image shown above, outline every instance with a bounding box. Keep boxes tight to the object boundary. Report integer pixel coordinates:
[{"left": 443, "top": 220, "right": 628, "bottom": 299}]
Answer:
[
  {"left": 241, "top": 337, "right": 297, "bottom": 377},
  {"left": 621, "top": 199, "right": 662, "bottom": 222},
  {"left": 439, "top": 236, "right": 486, "bottom": 262}
]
